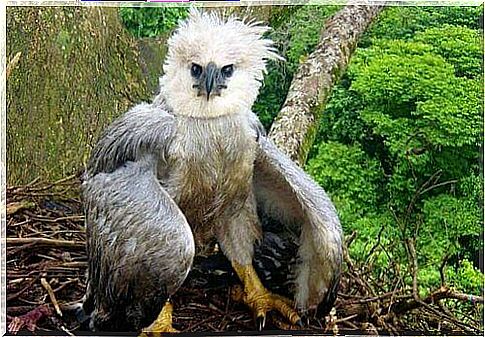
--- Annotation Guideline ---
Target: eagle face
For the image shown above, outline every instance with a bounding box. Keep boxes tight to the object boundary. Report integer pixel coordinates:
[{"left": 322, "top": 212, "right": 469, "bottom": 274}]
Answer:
[
  {"left": 160, "top": 9, "right": 283, "bottom": 118},
  {"left": 190, "top": 61, "right": 233, "bottom": 100}
]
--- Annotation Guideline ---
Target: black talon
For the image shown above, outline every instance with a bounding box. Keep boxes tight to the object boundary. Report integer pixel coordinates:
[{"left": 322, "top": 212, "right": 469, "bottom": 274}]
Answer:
[
  {"left": 304, "top": 315, "right": 310, "bottom": 327},
  {"left": 256, "top": 315, "right": 266, "bottom": 331}
]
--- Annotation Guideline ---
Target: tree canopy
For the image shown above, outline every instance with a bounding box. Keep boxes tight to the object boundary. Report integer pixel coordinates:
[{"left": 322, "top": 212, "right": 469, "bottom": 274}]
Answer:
[{"left": 305, "top": 7, "right": 483, "bottom": 325}]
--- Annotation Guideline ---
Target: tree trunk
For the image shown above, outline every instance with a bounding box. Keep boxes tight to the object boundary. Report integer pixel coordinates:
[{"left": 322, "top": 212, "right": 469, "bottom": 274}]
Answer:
[
  {"left": 268, "top": 5, "right": 384, "bottom": 165},
  {"left": 6, "top": 7, "right": 158, "bottom": 184}
]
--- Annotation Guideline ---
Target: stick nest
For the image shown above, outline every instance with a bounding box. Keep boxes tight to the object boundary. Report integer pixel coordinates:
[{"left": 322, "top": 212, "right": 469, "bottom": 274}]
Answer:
[{"left": 6, "top": 176, "right": 484, "bottom": 335}]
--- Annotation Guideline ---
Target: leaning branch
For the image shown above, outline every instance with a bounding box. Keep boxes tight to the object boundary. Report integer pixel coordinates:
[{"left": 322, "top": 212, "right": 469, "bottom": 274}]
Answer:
[{"left": 269, "top": 5, "right": 384, "bottom": 164}]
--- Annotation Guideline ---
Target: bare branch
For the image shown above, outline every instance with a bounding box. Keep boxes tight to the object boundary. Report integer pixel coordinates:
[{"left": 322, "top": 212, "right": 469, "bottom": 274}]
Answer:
[
  {"left": 6, "top": 238, "right": 85, "bottom": 250},
  {"left": 269, "top": 5, "right": 385, "bottom": 164}
]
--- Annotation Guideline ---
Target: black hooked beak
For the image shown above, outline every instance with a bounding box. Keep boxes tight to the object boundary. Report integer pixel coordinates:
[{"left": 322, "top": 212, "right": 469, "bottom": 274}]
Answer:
[
  {"left": 192, "top": 62, "right": 227, "bottom": 101},
  {"left": 204, "top": 62, "right": 218, "bottom": 101}
]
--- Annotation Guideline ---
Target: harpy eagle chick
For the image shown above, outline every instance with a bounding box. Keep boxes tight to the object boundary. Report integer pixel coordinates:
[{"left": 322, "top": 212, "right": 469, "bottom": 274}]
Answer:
[{"left": 82, "top": 9, "right": 342, "bottom": 332}]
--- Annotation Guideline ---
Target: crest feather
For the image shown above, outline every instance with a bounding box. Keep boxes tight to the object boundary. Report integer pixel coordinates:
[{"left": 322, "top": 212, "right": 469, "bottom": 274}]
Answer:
[{"left": 164, "top": 8, "right": 283, "bottom": 76}]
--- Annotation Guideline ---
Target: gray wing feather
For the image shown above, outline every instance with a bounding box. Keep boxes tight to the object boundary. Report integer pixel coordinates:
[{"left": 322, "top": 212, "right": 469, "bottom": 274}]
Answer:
[
  {"left": 82, "top": 101, "right": 193, "bottom": 330},
  {"left": 86, "top": 101, "right": 175, "bottom": 178},
  {"left": 83, "top": 157, "right": 194, "bottom": 330},
  {"left": 253, "top": 134, "right": 343, "bottom": 314}
]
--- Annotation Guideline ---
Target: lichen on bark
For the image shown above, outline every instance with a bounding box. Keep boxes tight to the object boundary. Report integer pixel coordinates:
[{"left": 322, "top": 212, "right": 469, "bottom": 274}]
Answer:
[{"left": 269, "top": 5, "right": 384, "bottom": 166}]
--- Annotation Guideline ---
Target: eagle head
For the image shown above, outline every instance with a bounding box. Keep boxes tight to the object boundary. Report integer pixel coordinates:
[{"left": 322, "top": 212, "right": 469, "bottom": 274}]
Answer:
[{"left": 160, "top": 8, "right": 282, "bottom": 118}]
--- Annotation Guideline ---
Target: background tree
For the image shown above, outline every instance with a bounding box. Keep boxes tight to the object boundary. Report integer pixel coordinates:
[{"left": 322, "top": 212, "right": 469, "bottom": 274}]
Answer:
[{"left": 6, "top": 7, "right": 165, "bottom": 184}]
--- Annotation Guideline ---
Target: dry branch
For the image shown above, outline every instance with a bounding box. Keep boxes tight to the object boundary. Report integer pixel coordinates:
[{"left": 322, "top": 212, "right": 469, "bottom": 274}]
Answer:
[
  {"left": 41, "top": 278, "right": 63, "bottom": 317},
  {"left": 6, "top": 238, "right": 85, "bottom": 249},
  {"left": 391, "top": 286, "right": 484, "bottom": 315}
]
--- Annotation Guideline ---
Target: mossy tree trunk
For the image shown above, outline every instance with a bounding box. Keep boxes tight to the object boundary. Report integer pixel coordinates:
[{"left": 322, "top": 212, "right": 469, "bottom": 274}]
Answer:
[
  {"left": 6, "top": 7, "right": 159, "bottom": 184},
  {"left": 269, "top": 5, "right": 384, "bottom": 165}
]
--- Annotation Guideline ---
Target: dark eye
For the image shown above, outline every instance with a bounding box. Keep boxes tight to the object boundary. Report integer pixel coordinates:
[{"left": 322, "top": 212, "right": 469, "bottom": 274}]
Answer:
[
  {"left": 221, "top": 64, "right": 234, "bottom": 78},
  {"left": 191, "top": 63, "right": 202, "bottom": 79}
]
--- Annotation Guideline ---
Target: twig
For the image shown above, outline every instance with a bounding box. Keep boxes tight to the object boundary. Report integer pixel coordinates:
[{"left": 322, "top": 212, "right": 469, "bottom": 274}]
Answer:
[
  {"left": 6, "top": 201, "right": 36, "bottom": 215},
  {"left": 335, "top": 314, "right": 358, "bottom": 323},
  {"left": 340, "top": 319, "right": 359, "bottom": 330},
  {"left": 405, "top": 169, "right": 442, "bottom": 221},
  {"left": 390, "top": 286, "right": 483, "bottom": 331},
  {"left": 184, "top": 314, "right": 219, "bottom": 331},
  {"left": 439, "top": 254, "right": 449, "bottom": 286},
  {"left": 419, "top": 180, "right": 458, "bottom": 196},
  {"left": 343, "top": 244, "right": 375, "bottom": 297},
  {"left": 364, "top": 226, "right": 384, "bottom": 263},
  {"left": 25, "top": 175, "right": 77, "bottom": 192},
  {"left": 41, "top": 278, "right": 63, "bottom": 317},
  {"left": 428, "top": 286, "right": 484, "bottom": 304},
  {"left": 345, "top": 231, "right": 357, "bottom": 246},
  {"left": 7, "top": 277, "right": 38, "bottom": 301},
  {"left": 27, "top": 215, "right": 84, "bottom": 223},
  {"left": 406, "top": 238, "right": 419, "bottom": 300},
  {"left": 6, "top": 237, "right": 85, "bottom": 249},
  {"left": 344, "top": 291, "right": 412, "bottom": 305},
  {"left": 52, "top": 279, "right": 78, "bottom": 293}
]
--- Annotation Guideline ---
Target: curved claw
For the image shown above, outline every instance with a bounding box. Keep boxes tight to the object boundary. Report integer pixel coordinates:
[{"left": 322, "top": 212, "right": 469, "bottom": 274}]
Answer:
[
  {"left": 230, "top": 264, "right": 302, "bottom": 330},
  {"left": 256, "top": 315, "right": 266, "bottom": 331}
]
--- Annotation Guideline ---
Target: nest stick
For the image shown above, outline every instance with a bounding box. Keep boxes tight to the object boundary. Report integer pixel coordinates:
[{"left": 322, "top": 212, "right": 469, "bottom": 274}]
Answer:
[
  {"left": 41, "top": 278, "right": 63, "bottom": 317},
  {"left": 7, "top": 237, "right": 85, "bottom": 249}
]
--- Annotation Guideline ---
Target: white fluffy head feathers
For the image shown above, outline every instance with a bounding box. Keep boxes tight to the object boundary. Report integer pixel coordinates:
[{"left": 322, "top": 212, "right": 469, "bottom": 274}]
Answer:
[{"left": 159, "top": 8, "right": 282, "bottom": 118}]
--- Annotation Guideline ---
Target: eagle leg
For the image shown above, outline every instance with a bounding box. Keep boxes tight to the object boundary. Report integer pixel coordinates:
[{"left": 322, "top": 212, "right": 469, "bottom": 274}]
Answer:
[
  {"left": 139, "top": 301, "right": 178, "bottom": 336},
  {"left": 231, "top": 262, "right": 302, "bottom": 330}
]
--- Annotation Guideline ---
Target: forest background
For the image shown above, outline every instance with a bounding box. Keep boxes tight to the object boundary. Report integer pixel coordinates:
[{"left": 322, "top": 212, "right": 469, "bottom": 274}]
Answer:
[{"left": 6, "top": 3, "right": 484, "bottom": 333}]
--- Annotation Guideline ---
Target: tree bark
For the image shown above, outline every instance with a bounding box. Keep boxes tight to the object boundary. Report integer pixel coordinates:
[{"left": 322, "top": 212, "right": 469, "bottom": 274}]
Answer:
[
  {"left": 268, "top": 5, "right": 384, "bottom": 165},
  {"left": 6, "top": 7, "right": 155, "bottom": 185}
]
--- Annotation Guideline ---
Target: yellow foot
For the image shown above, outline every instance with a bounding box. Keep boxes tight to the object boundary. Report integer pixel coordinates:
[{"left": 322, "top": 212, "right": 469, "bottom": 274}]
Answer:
[
  {"left": 139, "top": 301, "right": 178, "bottom": 336},
  {"left": 232, "top": 262, "right": 302, "bottom": 331}
]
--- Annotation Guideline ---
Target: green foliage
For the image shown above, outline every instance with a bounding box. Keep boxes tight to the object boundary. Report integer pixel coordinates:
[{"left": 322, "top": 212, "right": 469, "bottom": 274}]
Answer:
[
  {"left": 446, "top": 259, "right": 485, "bottom": 295},
  {"left": 351, "top": 42, "right": 483, "bottom": 151},
  {"left": 283, "top": 6, "right": 341, "bottom": 72},
  {"left": 308, "top": 6, "right": 483, "bottom": 298},
  {"left": 312, "top": 84, "right": 368, "bottom": 146},
  {"left": 421, "top": 195, "right": 483, "bottom": 269},
  {"left": 307, "top": 141, "right": 384, "bottom": 222},
  {"left": 414, "top": 25, "right": 483, "bottom": 78},
  {"left": 363, "top": 6, "right": 483, "bottom": 43},
  {"left": 119, "top": 6, "right": 188, "bottom": 38}
]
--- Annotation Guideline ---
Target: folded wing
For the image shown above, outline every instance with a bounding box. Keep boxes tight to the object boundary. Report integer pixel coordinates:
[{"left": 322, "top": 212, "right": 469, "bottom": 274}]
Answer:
[
  {"left": 253, "top": 136, "right": 342, "bottom": 315},
  {"left": 83, "top": 158, "right": 195, "bottom": 330},
  {"left": 82, "top": 101, "right": 194, "bottom": 330},
  {"left": 86, "top": 101, "right": 175, "bottom": 178}
]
